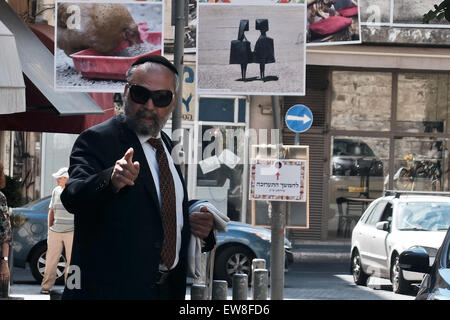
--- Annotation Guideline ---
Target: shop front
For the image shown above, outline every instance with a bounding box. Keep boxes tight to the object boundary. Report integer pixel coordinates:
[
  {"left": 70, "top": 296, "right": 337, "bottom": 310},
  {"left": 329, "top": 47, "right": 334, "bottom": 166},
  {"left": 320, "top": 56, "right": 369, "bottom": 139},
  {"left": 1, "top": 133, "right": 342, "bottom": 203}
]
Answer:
[
  {"left": 283, "top": 57, "right": 450, "bottom": 241},
  {"left": 328, "top": 69, "right": 450, "bottom": 239}
]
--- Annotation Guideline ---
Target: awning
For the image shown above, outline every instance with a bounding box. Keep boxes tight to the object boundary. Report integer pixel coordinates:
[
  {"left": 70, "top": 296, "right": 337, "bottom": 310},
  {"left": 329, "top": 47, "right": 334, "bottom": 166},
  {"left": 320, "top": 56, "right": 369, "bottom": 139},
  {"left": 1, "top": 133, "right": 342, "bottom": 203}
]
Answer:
[
  {"left": 0, "top": 0, "right": 103, "bottom": 116},
  {"left": 0, "top": 92, "right": 115, "bottom": 134},
  {"left": 0, "top": 20, "right": 25, "bottom": 114},
  {"left": 306, "top": 45, "right": 450, "bottom": 71}
]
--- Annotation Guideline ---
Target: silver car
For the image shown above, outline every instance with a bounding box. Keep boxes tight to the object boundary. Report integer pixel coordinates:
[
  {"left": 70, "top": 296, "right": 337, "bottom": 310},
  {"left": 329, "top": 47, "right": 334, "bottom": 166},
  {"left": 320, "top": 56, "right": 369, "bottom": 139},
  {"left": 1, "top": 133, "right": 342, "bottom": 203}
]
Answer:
[{"left": 350, "top": 191, "right": 450, "bottom": 294}]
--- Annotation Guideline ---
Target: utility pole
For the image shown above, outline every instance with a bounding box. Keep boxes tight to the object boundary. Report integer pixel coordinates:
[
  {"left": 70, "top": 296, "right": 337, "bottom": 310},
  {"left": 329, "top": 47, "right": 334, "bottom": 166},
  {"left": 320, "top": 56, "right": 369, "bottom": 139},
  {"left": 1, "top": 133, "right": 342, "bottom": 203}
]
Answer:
[
  {"left": 172, "top": 0, "right": 185, "bottom": 170},
  {"left": 270, "top": 96, "right": 285, "bottom": 300}
]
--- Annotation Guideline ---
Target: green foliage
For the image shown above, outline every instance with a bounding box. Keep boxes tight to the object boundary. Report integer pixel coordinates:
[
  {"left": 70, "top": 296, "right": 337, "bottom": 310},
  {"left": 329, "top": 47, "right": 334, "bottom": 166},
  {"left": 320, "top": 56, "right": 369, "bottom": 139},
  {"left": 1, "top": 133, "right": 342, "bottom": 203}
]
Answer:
[
  {"left": 423, "top": 0, "right": 450, "bottom": 23},
  {"left": 1, "top": 176, "right": 25, "bottom": 208}
]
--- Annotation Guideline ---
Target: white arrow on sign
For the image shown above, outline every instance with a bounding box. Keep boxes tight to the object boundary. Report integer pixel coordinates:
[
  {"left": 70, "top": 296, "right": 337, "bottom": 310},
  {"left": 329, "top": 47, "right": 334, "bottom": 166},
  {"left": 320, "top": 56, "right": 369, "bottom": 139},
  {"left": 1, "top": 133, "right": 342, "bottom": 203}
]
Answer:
[{"left": 286, "top": 114, "right": 311, "bottom": 124}]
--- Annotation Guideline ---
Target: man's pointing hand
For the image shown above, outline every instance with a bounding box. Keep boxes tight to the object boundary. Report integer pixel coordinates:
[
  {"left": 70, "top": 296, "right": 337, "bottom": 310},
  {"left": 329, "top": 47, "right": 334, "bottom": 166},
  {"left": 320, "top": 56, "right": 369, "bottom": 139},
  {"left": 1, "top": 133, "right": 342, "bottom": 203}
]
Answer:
[{"left": 111, "top": 148, "right": 140, "bottom": 193}]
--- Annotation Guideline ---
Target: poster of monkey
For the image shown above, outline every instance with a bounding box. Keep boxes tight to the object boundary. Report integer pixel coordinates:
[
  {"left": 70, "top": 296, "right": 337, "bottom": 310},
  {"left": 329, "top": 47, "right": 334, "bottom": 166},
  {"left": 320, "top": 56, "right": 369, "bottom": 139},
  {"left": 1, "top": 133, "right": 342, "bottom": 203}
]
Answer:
[
  {"left": 306, "top": 0, "right": 362, "bottom": 46},
  {"left": 197, "top": 1, "right": 306, "bottom": 96},
  {"left": 54, "top": 1, "right": 164, "bottom": 92}
]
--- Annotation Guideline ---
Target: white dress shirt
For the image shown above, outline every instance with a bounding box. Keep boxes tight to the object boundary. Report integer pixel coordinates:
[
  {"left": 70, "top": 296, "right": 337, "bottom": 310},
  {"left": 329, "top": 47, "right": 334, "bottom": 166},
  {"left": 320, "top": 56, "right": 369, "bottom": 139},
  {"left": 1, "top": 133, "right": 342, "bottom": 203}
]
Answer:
[{"left": 137, "top": 133, "right": 184, "bottom": 271}]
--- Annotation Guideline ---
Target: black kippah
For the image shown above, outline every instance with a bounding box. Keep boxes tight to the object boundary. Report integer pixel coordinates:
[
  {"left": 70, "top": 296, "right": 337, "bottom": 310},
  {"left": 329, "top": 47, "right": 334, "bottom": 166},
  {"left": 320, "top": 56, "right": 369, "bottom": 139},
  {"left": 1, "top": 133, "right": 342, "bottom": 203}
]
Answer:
[{"left": 131, "top": 55, "right": 178, "bottom": 75}]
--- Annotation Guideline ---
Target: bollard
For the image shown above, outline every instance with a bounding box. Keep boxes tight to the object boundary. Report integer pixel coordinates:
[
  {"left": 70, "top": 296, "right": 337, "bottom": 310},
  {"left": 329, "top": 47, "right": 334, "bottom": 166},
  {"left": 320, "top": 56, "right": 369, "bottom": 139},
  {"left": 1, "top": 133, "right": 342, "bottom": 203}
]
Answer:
[
  {"left": 232, "top": 273, "right": 248, "bottom": 300},
  {"left": 251, "top": 259, "right": 266, "bottom": 288},
  {"left": 252, "top": 259, "right": 266, "bottom": 271},
  {"left": 252, "top": 269, "right": 269, "bottom": 300},
  {"left": 212, "top": 280, "right": 228, "bottom": 300},
  {"left": 191, "top": 284, "right": 207, "bottom": 300}
]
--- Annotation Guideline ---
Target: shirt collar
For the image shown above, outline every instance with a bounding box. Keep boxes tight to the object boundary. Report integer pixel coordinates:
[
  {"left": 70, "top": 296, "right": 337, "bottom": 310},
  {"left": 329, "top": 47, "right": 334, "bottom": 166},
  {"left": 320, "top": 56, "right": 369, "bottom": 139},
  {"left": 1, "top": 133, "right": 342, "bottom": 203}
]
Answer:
[{"left": 137, "top": 132, "right": 161, "bottom": 145}]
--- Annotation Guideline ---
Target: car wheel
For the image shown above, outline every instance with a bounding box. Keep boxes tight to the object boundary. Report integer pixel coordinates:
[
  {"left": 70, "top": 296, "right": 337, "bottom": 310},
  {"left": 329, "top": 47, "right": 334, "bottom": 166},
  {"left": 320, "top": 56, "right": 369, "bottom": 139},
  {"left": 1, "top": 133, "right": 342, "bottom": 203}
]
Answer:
[
  {"left": 29, "top": 243, "right": 66, "bottom": 285},
  {"left": 351, "top": 250, "right": 369, "bottom": 286},
  {"left": 391, "top": 255, "right": 411, "bottom": 294},
  {"left": 214, "top": 245, "right": 255, "bottom": 286}
]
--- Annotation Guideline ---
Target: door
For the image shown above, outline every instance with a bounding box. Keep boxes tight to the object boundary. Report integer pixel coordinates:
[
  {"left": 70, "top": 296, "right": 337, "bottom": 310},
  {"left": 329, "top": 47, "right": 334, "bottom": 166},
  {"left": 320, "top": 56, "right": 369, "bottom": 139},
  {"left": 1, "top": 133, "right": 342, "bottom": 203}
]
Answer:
[
  {"left": 369, "top": 202, "right": 392, "bottom": 277},
  {"left": 359, "top": 200, "right": 387, "bottom": 273}
]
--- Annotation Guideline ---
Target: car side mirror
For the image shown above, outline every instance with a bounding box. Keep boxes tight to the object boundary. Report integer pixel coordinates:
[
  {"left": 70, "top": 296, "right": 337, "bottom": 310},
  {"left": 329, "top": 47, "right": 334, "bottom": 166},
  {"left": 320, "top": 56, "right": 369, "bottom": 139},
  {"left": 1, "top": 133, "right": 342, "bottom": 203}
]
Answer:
[
  {"left": 376, "top": 221, "right": 389, "bottom": 231},
  {"left": 399, "top": 247, "right": 431, "bottom": 274}
]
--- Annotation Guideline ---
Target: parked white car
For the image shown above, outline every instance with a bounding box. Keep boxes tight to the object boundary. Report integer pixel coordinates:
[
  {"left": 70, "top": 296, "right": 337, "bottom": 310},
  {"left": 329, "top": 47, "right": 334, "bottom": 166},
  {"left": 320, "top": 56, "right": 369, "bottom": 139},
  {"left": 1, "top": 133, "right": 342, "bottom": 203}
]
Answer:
[{"left": 350, "top": 191, "right": 450, "bottom": 294}]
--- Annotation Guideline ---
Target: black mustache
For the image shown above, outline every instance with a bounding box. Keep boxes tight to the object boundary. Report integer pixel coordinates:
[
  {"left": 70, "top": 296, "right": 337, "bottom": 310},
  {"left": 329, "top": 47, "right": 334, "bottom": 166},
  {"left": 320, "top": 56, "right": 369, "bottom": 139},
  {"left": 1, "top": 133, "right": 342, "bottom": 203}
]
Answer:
[{"left": 136, "top": 109, "right": 158, "bottom": 122}]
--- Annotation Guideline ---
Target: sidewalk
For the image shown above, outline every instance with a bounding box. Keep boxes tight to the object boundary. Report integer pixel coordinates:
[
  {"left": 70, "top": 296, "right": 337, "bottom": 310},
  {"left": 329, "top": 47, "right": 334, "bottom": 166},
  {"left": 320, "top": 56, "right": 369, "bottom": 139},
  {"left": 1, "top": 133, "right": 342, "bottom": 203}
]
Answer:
[{"left": 291, "top": 239, "right": 351, "bottom": 263}]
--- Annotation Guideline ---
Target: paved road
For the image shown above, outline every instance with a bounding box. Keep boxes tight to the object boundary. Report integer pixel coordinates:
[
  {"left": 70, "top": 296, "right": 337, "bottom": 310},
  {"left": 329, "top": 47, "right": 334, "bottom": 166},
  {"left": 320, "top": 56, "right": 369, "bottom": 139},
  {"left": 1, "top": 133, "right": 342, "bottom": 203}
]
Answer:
[
  {"left": 283, "top": 260, "right": 415, "bottom": 300},
  {"left": 9, "top": 258, "right": 415, "bottom": 300}
]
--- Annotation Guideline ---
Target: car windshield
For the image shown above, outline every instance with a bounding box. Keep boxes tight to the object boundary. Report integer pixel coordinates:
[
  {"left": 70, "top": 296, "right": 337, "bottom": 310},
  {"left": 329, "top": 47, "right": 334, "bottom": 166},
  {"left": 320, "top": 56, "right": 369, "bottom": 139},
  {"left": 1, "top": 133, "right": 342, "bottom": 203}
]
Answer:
[{"left": 396, "top": 202, "right": 450, "bottom": 231}]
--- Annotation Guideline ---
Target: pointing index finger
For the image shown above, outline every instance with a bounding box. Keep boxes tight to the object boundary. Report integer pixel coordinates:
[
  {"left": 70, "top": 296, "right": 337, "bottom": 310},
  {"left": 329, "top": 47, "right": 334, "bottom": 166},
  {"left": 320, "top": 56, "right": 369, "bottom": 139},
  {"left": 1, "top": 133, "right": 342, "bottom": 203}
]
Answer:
[{"left": 124, "top": 148, "right": 134, "bottom": 164}]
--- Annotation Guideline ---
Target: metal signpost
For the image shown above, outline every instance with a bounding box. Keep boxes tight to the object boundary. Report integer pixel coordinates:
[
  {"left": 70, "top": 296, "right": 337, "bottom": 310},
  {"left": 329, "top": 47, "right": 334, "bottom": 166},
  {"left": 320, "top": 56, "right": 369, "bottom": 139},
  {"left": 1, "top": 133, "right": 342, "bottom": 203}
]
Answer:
[
  {"left": 247, "top": 103, "right": 312, "bottom": 300},
  {"left": 270, "top": 97, "right": 284, "bottom": 300}
]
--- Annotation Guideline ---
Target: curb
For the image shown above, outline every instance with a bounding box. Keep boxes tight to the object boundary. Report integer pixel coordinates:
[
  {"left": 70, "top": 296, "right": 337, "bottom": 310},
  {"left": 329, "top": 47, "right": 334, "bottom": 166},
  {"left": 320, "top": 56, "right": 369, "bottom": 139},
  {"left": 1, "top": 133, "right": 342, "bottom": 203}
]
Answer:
[{"left": 293, "top": 251, "right": 351, "bottom": 262}]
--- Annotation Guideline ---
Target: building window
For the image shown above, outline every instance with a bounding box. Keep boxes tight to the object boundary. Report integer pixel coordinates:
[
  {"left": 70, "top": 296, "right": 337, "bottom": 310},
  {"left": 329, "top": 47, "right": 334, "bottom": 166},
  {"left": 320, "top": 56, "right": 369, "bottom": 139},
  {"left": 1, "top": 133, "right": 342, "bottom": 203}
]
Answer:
[
  {"left": 397, "top": 73, "right": 450, "bottom": 134},
  {"left": 328, "top": 136, "right": 389, "bottom": 238},
  {"left": 393, "top": 137, "right": 448, "bottom": 192},
  {"left": 331, "top": 71, "right": 392, "bottom": 131},
  {"left": 199, "top": 98, "right": 235, "bottom": 122},
  {"left": 238, "top": 98, "right": 246, "bottom": 123}
]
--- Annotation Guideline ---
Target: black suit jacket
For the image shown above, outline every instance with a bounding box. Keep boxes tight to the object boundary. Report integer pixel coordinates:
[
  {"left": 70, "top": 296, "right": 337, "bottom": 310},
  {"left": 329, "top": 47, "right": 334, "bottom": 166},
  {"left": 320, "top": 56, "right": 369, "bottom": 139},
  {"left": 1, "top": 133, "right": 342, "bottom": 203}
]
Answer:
[{"left": 60, "top": 115, "right": 213, "bottom": 300}]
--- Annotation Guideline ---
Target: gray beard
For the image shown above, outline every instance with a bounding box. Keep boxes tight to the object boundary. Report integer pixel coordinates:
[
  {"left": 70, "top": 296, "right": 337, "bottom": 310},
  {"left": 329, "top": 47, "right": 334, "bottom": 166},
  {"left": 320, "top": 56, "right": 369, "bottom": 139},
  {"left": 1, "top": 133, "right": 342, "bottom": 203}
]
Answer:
[{"left": 124, "top": 105, "right": 162, "bottom": 137}]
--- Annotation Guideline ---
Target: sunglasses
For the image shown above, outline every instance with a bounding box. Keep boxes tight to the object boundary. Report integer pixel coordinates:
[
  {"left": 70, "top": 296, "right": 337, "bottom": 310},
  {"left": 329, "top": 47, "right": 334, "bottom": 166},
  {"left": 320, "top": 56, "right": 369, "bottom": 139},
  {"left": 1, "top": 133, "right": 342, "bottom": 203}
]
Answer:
[{"left": 128, "top": 84, "right": 174, "bottom": 108}]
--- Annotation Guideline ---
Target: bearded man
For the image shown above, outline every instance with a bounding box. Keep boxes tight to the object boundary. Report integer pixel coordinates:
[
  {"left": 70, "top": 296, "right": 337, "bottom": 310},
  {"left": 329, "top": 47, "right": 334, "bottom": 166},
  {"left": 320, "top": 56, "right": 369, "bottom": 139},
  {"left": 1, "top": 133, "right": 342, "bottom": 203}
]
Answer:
[{"left": 60, "top": 55, "right": 215, "bottom": 300}]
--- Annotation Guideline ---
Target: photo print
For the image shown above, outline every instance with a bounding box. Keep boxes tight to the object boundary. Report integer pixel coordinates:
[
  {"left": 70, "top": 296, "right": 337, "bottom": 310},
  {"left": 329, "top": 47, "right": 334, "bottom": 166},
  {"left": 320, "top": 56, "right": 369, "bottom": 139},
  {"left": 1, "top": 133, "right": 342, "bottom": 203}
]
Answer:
[
  {"left": 55, "top": 0, "right": 163, "bottom": 92},
  {"left": 197, "top": 2, "right": 306, "bottom": 96},
  {"left": 306, "top": 0, "right": 361, "bottom": 45}
]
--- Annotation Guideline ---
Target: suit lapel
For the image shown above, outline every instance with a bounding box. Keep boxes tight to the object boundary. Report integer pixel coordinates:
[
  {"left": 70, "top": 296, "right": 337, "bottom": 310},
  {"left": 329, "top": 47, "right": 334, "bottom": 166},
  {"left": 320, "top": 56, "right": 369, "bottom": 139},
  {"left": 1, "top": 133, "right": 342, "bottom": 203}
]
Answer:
[{"left": 117, "top": 117, "right": 161, "bottom": 217}]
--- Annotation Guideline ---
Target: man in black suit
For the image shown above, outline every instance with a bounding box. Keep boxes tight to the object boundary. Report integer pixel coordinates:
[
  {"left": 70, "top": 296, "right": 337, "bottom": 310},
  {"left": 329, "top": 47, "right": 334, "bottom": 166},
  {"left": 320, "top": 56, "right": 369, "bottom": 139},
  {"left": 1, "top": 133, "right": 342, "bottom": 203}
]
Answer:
[{"left": 60, "top": 55, "right": 215, "bottom": 300}]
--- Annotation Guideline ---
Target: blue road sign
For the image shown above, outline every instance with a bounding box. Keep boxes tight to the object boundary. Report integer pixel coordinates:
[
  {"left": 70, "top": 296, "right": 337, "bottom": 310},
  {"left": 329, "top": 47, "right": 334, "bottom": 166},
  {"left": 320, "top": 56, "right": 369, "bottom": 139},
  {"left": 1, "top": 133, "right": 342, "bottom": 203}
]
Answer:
[{"left": 285, "top": 104, "right": 313, "bottom": 133}]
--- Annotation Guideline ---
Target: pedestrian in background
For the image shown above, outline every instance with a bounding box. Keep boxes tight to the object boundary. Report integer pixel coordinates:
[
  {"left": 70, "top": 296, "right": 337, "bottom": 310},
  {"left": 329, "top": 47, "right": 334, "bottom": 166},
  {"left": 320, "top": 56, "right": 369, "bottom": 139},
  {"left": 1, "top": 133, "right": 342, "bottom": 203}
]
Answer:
[
  {"left": 0, "top": 163, "right": 12, "bottom": 297},
  {"left": 40, "top": 167, "right": 74, "bottom": 294}
]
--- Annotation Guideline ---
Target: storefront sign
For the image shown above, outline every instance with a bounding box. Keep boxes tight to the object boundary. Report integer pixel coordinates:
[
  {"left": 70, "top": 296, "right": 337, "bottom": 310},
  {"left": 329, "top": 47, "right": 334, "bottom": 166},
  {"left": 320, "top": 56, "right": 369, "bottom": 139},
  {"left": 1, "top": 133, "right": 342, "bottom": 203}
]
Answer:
[
  {"left": 182, "top": 64, "right": 196, "bottom": 121},
  {"left": 249, "top": 158, "right": 307, "bottom": 202}
]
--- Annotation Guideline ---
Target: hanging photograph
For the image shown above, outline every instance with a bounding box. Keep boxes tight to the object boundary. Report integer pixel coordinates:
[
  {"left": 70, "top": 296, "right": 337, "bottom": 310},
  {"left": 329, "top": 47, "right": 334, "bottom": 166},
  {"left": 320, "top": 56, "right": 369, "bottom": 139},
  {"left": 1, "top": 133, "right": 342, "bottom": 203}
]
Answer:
[
  {"left": 197, "top": 2, "right": 306, "bottom": 96},
  {"left": 306, "top": 0, "right": 361, "bottom": 46},
  {"left": 54, "top": 0, "right": 163, "bottom": 92}
]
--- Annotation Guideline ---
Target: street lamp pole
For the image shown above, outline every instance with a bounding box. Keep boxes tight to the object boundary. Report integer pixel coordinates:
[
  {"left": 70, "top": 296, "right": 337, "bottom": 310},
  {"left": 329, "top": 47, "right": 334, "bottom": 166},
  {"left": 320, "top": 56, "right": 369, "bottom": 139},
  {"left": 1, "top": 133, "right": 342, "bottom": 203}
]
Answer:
[
  {"left": 172, "top": 0, "right": 185, "bottom": 170},
  {"left": 270, "top": 96, "right": 285, "bottom": 300}
]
